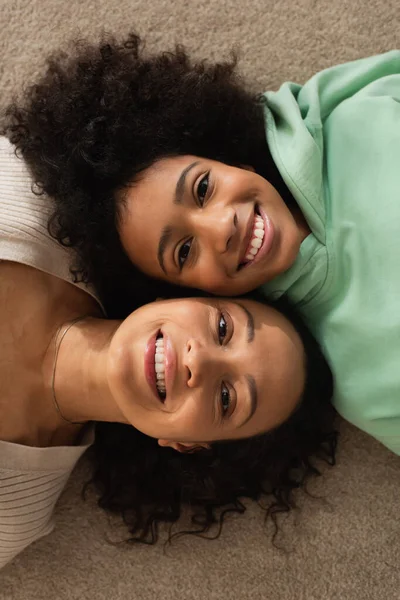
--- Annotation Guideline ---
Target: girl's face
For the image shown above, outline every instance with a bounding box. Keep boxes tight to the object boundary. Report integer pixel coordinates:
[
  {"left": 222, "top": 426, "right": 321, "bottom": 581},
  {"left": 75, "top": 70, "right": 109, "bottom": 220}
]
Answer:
[
  {"left": 106, "top": 298, "right": 305, "bottom": 449},
  {"left": 118, "top": 156, "right": 303, "bottom": 296}
]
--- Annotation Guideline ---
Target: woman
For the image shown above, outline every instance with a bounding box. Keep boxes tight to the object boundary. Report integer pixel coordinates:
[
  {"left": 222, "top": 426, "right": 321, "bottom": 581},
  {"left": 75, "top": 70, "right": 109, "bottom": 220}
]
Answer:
[
  {"left": 5, "top": 34, "right": 399, "bottom": 453},
  {"left": 0, "top": 139, "right": 336, "bottom": 568}
]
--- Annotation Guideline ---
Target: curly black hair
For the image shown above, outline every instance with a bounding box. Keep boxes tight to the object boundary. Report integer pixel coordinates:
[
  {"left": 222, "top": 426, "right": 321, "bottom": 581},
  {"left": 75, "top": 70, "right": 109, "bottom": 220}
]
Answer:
[
  {"left": 4, "top": 32, "right": 291, "bottom": 317},
  {"left": 87, "top": 298, "right": 338, "bottom": 545}
]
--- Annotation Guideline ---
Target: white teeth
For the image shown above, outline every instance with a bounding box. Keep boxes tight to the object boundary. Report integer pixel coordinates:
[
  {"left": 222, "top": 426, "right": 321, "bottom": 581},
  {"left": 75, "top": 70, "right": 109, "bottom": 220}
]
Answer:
[
  {"left": 251, "top": 238, "right": 262, "bottom": 249},
  {"left": 243, "top": 213, "right": 265, "bottom": 263},
  {"left": 155, "top": 336, "right": 166, "bottom": 394}
]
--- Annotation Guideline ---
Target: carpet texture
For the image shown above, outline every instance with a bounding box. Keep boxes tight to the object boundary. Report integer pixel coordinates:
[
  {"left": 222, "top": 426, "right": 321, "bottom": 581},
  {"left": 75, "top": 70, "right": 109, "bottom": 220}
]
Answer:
[{"left": 0, "top": 1, "right": 399, "bottom": 599}]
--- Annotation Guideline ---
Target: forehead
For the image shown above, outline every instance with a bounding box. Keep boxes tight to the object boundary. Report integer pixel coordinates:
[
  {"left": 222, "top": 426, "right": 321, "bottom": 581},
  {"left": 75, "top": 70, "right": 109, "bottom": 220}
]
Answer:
[
  {"left": 159, "top": 297, "right": 213, "bottom": 311},
  {"left": 119, "top": 155, "right": 201, "bottom": 227}
]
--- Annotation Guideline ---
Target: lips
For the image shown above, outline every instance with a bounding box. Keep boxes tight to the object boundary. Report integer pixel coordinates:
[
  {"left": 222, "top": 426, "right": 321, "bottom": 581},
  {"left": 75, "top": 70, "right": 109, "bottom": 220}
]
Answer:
[{"left": 162, "top": 333, "right": 176, "bottom": 403}]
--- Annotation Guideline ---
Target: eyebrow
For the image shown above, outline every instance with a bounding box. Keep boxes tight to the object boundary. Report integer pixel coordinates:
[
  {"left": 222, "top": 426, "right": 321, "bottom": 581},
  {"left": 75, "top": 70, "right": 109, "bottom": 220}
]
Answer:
[
  {"left": 232, "top": 302, "right": 256, "bottom": 427},
  {"left": 157, "top": 161, "right": 200, "bottom": 275},
  {"left": 241, "top": 375, "right": 258, "bottom": 427},
  {"left": 235, "top": 302, "right": 255, "bottom": 343},
  {"left": 157, "top": 226, "right": 173, "bottom": 275},
  {"left": 175, "top": 161, "right": 199, "bottom": 205}
]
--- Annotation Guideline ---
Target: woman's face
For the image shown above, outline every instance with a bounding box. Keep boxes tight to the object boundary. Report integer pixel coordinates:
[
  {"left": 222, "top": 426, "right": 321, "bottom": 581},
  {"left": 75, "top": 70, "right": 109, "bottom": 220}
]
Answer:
[
  {"left": 118, "top": 156, "right": 303, "bottom": 296},
  {"left": 106, "top": 298, "right": 306, "bottom": 449}
]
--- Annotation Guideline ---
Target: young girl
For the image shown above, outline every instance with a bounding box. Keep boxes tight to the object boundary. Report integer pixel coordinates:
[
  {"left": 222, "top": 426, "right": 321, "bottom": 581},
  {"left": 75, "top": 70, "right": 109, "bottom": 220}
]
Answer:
[{"left": 4, "top": 34, "right": 400, "bottom": 454}]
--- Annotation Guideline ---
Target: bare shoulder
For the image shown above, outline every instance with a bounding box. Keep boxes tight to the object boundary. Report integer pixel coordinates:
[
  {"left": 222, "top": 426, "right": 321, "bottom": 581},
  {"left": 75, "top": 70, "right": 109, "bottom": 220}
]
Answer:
[{"left": 0, "top": 261, "right": 99, "bottom": 445}]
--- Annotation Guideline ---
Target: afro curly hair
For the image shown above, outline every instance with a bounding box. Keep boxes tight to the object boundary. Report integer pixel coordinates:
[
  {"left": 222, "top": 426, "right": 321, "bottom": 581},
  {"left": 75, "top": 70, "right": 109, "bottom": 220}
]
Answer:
[{"left": 4, "top": 32, "right": 289, "bottom": 316}]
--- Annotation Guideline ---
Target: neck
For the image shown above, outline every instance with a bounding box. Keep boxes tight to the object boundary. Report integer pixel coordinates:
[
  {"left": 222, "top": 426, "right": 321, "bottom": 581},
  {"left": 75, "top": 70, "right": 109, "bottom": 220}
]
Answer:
[{"left": 45, "top": 317, "right": 129, "bottom": 426}]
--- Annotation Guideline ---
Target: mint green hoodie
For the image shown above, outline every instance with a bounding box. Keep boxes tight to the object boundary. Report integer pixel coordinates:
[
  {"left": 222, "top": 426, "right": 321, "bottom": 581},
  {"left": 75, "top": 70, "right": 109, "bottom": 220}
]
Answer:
[{"left": 261, "top": 51, "right": 400, "bottom": 455}]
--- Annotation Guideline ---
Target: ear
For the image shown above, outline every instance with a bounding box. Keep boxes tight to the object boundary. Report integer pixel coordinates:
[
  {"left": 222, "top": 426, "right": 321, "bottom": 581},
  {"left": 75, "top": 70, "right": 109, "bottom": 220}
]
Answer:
[
  {"left": 158, "top": 440, "right": 211, "bottom": 453},
  {"left": 240, "top": 164, "right": 255, "bottom": 173}
]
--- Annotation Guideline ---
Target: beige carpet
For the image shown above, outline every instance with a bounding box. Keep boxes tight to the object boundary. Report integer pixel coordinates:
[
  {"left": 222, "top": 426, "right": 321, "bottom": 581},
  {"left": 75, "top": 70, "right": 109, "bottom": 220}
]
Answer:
[{"left": 1, "top": 1, "right": 400, "bottom": 598}]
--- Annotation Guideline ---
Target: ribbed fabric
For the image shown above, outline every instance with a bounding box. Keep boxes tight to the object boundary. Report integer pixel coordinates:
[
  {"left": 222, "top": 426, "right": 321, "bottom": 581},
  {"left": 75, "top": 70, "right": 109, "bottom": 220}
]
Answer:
[
  {"left": 0, "top": 136, "right": 100, "bottom": 568},
  {"left": 0, "top": 136, "right": 101, "bottom": 305},
  {"left": 0, "top": 431, "right": 93, "bottom": 568}
]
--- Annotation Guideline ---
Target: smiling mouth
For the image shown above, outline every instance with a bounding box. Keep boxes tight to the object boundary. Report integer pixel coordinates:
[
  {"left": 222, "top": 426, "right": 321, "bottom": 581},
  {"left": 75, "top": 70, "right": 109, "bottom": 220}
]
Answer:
[
  {"left": 155, "top": 333, "right": 167, "bottom": 401},
  {"left": 238, "top": 207, "right": 265, "bottom": 269}
]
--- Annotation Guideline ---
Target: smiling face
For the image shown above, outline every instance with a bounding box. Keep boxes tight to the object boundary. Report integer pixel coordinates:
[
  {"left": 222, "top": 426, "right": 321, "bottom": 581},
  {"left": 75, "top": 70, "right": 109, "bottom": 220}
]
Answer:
[
  {"left": 106, "top": 298, "right": 306, "bottom": 448},
  {"left": 118, "top": 156, "right": 304, "bottom": 296}
]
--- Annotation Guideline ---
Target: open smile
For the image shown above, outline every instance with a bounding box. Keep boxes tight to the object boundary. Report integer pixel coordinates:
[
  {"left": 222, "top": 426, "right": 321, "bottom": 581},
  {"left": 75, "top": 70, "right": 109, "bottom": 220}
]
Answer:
[
  {"left": 144, "top": 331, "right": 176, "bottom": 404},
  {"left": 154, "top": 333, "right": 167, "bottom": 400},
  {"left": 238, "top": 206, "right": 274, "bottom": 270},
  {"left": 144, "top": 331, "right": 164, "bottom": 402}
]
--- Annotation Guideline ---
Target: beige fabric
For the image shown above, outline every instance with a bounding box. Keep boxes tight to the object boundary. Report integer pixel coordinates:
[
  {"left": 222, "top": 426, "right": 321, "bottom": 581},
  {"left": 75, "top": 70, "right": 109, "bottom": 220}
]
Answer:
[
  {"left": 0, "top": 136, "right": 100, "bottom": 568},
  {"left": 0, "top": 137, "right": 101, "bottom": 306},
  {"left": 0, "top": 431, "right": 93, "bottom": 569},
  {"left": 0, "top": 1, "right": 399, "bottom": 598}
]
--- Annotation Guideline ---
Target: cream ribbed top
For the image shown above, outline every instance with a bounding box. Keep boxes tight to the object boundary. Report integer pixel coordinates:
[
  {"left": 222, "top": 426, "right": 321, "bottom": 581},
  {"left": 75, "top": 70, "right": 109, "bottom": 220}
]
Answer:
[
  {"left": 0, "top": 136, "right": 101, "bottom": 569},
  {"left": 0, "top": 430, "right": 94, "bottom": 569}
]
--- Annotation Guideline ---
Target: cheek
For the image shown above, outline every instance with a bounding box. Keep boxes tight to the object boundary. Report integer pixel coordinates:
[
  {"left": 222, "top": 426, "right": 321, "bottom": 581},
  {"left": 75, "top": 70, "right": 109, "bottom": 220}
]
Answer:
[
  {"left": 237, "top": 269, "right": 269, "bottom": 294},
  {"left": 186, "top": 262, "right": 229, "bottom": 294},
  {"left": 167, "top": 395, "right": 210, "bottom": 441},
  {"left": 206, "top": 277, "right": 237, "bottom": 295},
  {"left": 189, "top": 257, "right": 257, "bottom": 295},
  {"left": 212, "top": 270, "right": 265, "bottom": 296},
  {"left": 263, "top": 182, "right": 285, "bottom": 208}
]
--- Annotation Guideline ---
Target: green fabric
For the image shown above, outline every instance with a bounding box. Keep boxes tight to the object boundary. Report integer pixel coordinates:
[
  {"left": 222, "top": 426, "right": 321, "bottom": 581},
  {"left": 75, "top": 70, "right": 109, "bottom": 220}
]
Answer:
[{"left": 261, "top": 51, "right": 400, "bottom": 454}]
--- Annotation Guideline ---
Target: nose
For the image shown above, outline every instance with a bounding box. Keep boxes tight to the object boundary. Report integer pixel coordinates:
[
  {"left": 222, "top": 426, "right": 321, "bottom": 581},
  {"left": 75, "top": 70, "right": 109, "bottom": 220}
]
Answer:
[
  {"left": 196, "top": 205, "right": 237, "bottom": 254},
  {"left": 183, "top": 338, "right": 215, "bottom": 388}
]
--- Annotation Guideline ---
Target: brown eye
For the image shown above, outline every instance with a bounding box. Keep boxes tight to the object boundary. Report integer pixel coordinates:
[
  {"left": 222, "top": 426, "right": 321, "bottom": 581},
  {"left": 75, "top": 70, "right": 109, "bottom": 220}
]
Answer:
[
  {"left": 197, "top": 173, "right": 209, "bottom": 206},
  {"left": 178, "top": 239, "right": 192, "bottom": 269},
  {"left": 221, "top": 383, "right": 231, "bottom": 415},
  {"left": 218, "top": 313, "right": 227, "bottom": 344}
]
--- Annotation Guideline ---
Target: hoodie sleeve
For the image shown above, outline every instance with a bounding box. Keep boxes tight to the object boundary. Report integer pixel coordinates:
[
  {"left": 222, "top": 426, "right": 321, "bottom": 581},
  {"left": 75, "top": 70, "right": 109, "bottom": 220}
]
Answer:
[{"left": 292, "top": 50, "right": 399, "bottom": 125}]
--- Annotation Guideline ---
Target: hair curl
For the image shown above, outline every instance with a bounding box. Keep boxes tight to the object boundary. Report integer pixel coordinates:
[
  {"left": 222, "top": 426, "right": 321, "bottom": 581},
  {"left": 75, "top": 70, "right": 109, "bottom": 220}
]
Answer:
[
  {"left": 87, "top": 298, "right": 338, "bottom": 545},
  {"left": 4, "top": 32, "right": 290, "bottom": 317}
]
